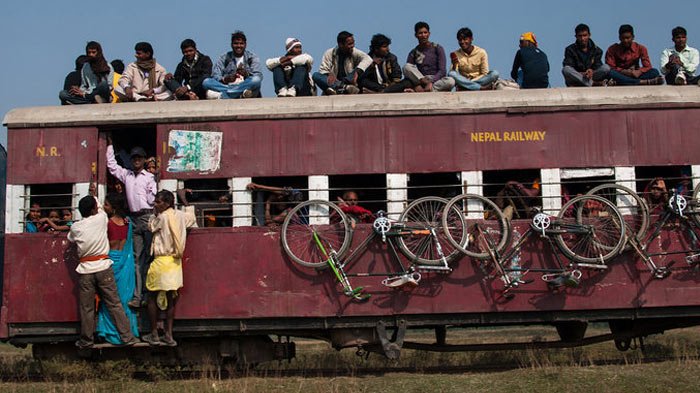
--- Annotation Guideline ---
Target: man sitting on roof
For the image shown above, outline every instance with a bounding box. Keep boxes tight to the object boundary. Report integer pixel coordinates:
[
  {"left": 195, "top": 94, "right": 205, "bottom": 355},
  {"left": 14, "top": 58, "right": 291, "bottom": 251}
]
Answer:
[
  {"left": 606, "top": 24, "right": 663, "bottom": 86},
  {"left": 266, "top": 37, "right": 314, "bottom": 97},
  {"left": 510, "top": 32, "right": 549, "bottom": 89},
  {"left": 202, "top": 31, "right": 263, "bottom": 99},
  {"left": 313, "top": 31, "right": 372, "bottom": 95},
  {"left": 164, "top": 39, "right": 213, "bottom": 100},
  {"left": 448, "top": 27, "right": 499, "bottom": 91},
  {"left": 660, "top": 26, "right": 700, "bottom": 86},
  {"left": 404, "top": 21, "right": 454, "bottom": 92},
  {"left": 59, "top": 41, "right": 113, "bottom": 105},
  {"left": 562, "top": 23, "right": 610, "bottom": 87},
  {"left": 116, "top": 42, "right": 173, "bottom": 101}
]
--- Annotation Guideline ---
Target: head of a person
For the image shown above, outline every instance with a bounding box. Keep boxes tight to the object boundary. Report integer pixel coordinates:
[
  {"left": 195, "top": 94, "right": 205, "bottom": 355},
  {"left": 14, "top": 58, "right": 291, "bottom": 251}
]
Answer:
[
  {"left": 519, "top": 32, "right": 537, "bottom": 48},
  {"left": 113, "top": 181, "right": 124, "bottom": 194},
  {"left": 618, "top": 24, "right": 635, "bottom": 48},
  {"left": 456, "top": 27, "right": 474, "bottom": 50},
  {"left": 61, "top": 209, "right": 73, "bottom": 223},
  {"left": 154, "top": 190, "right": 175, "bottom": 214},
  {"left": 285, "top": 38, "right": 302, "bottom": 56},
  {"left": 370, "top": 34, "right": 391, "bottom": 57},
  {"left": 343, "top": 191, "right": 359, "bottom": 206},
  {"left": 28, "top": 203, "right": 41, "bottom": 221},
  {"left": 180, "top": 38, "right": 197, "bottom": 61},
  {"left": 231, "top": 31, "right": 247, "bottom": 57},
  {"left": 104, "top": 193, "right": 128, "bottom": 218},
  {"left": 649, "top": 178, "right": 667, "bottom": 201},
  {"left": 575, "top": 23, "right": 591, "bottom": 47},
  {"left": 110, "top": 59, "right": 125, "bottom": 74},
  {"left": 85, "top": 41, "right": 103, "bottom": 59},
  {"left": 75, "top": 55, "right": 89, "bottom": 71},
  {"left": 130, "top": 146, "right": 147, "bottom": 172},
  {"left": 414, "top": 21, "right": 431, "bottom": 45},
  {"left": 672, "top": 26, "right": 688, "bottom": 50},
  {"left": 337, "top": 31, "right": 355, "bottom": 55},
  {"left": 134, "top": 42, "right": 154, "bottom": 61},
  {"left": 78, "top": 196, "right": 98, "bottom": 218},
  {"left": 47, "top": 209, "right": 61, "bottom": 223},
  {"left": 145, "top": 157, "right": 157, "bottom": 174}
]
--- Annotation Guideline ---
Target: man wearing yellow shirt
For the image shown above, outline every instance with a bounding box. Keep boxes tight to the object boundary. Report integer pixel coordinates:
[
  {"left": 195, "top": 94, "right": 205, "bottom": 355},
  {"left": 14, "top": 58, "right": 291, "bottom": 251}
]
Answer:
[
  {"left": 110, "top": 60, "right": 124, "bottom": 103},
  {"left": 448, "top": 27, "right": 499, "bottom": 90}
]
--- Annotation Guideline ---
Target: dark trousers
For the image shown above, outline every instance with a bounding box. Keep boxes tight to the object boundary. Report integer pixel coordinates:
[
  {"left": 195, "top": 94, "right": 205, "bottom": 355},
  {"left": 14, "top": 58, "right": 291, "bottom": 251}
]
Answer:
[
  {"left": 79, "top": 268, "right": 135, "bottom": 344},
  {"left": 359, "top": 78, "right": 414, "bottom": 93},
  {"left": 59, "top": 81, "right": 111, "bottom": 105},
  {"left": 664, "top": 63, "right": 700, "bottom": 85},
  {"left": 609, "top": 68, "right": 660, "bottom": 85},
  {"left": 130, "top": 213, "right": 153, "bottom": 303}
]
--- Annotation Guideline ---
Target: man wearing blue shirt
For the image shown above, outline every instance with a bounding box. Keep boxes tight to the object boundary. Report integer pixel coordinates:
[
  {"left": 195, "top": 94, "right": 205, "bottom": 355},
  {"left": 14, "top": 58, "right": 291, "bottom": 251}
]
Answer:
[{"left": 203, "top": 31, "right": 263, "bottom": 99}]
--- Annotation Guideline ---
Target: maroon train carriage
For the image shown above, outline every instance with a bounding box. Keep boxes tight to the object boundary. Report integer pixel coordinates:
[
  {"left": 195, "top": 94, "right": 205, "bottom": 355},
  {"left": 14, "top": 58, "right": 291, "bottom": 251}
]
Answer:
[{"left": 3, "top": 87, "right": 700, "bottom": 363}]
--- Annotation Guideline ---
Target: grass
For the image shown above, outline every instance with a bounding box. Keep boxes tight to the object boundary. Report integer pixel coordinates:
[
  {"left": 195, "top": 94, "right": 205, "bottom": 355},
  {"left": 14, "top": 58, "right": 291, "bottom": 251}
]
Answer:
[{"left": 2, "top": 325, "right": 700, "bottom": 392}]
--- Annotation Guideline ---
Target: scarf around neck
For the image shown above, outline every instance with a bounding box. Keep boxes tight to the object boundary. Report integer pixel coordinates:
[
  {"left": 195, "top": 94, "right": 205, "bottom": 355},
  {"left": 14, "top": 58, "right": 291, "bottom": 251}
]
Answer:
[{"left": 136, "top": 58, "right": 157, "bottom": 88}]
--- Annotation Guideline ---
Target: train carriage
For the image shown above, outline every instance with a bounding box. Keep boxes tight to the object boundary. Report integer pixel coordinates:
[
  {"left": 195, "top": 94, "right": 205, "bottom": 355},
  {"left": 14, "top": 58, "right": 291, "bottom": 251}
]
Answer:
[{"left": 3, "top": 87, "right": 700, "bottom": 363}]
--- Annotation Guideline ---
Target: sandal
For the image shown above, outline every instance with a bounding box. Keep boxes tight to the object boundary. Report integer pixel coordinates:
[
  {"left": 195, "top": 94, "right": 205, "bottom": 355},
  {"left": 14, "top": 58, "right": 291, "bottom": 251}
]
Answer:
[
  {"left": 160, "top": 336, "right": 177, "bottom": 347},
  {"left": 141, "top": 333, "right": 161, "bottom": 346}
]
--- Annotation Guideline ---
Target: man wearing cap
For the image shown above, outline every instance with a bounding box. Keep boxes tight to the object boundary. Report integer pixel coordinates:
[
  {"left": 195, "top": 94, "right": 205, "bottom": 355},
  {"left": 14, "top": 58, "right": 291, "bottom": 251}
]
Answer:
[
  {"left": 202, "top": 30, "right": 263, "bottom": 99},
  {"left": 448, "top": 27, "right": 499, "bottom": 91},
  {"left": 510, "top": 32, "right": 549, "bottom": 89},
  {"left": 106, "top": 136, "right": 157, "bottom": 308},
  {"left": 265, "top": 38, "right": 314, "bottom": 97}
]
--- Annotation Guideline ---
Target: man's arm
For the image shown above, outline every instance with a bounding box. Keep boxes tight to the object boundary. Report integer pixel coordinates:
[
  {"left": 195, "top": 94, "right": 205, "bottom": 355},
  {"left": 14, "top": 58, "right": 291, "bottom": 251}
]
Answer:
[
  {"left": 638, "top": 45, "right": 652, "bottom": 74},
  {"left": 605, "top": 46, "right": 622, "bottom": 71},
  {"left": 247, "top": 52, "right": 263, "bottom": 78},
  {"left": 211, "top": 53, "right": 226, "bottom": 81},
  {"left": 562, "top": 45, "right": 577, "bottom": 68},
  {"left": 291, "top": 53, "right": 313, "bottom": 67},
  {"left": 511, "top": 50, "right": 522, "bottom": 81},
  {"left": 106, "top": 144, "right": 128, "bottom": 183},
  {"left": 434, "top": 45, "right": 447, "bottom": 81},
  {"left": 479, "top": 50, "right": 490, "bottom": 77},
  {"left": 354, "top": 49, "right": 373, "bottom": 72},
  {"left": 591, "top": 46, "right": 603, "bottom": 70},
  {"left": 189, "top": 56, "right": 213, "bottom": 92},
  {"left": 687, "top": 48, "right": 699, "bottom": 74},
  {"left": 318, "top": 49, "right": 333, "bottom": 75}
]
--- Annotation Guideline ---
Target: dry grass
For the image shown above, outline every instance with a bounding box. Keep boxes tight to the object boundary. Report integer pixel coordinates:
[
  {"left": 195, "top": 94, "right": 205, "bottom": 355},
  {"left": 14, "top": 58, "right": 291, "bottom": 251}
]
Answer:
[{"left": 2, "top": 325, "right": 700, "bottom": 392}]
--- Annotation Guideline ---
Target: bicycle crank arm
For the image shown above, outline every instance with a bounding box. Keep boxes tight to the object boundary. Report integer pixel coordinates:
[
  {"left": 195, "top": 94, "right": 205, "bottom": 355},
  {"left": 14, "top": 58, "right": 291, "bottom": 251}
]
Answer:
[
  {"left": 418, "top": 265, "right": 453, "bottom": 272},
  {"left": 575, "top": 263, "right": 608, "bottom": 270}
]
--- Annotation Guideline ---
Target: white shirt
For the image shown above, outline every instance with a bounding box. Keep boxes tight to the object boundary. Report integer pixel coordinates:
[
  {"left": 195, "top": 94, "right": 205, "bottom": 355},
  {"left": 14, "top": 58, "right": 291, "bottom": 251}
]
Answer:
[
  {"left": 660, "top": 45, "right": 699, "bottom": 75},
  {"left": 67, "top": 199, "right": 112, "bottom": 274}
]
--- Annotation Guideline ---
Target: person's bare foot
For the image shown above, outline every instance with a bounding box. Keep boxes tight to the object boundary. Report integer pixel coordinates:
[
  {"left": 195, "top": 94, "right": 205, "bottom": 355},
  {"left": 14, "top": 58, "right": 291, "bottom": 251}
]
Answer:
[
  {"left": 424, "top": 82, "right": 433, "bottom": 92},
  {"left": 414, "top": 85, "right": 425, "bottom": 93},
  {"left": 403, "top": 88, "right": 415, "bottom": 93}
]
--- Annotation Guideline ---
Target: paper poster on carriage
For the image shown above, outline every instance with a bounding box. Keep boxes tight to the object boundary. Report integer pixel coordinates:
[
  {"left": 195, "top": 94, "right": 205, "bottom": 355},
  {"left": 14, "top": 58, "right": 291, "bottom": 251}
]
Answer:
[{"left": 166, "top": 130, "right": 223, "bottom": 173}]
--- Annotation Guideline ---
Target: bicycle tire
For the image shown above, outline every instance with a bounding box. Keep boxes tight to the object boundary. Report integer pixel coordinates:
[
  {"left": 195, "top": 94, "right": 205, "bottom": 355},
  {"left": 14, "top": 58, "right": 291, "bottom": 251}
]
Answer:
[
  {"left": 281, "top": 200, "right": 352, "bottom": 268},
  {"left": 586, "top": 183, "right": 649, "bottom": 244},
  {"left": 396, "top": 196, "right": 466, "bottom": 266},
  {"left": 554, "top": 194, "right": 626, "bottom": 264},
  {"left": 691, "top": 183, "right": 700, "bottom": 228},
  {"left": 442, "top": 193, "right": 510, "bottom": 260}
]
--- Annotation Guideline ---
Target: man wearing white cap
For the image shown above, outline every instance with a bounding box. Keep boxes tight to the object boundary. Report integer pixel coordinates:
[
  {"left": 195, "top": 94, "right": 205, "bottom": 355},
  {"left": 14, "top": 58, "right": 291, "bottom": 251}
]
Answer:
[{"left": 265, "top": 38, "right": 314, "bottom": 97}]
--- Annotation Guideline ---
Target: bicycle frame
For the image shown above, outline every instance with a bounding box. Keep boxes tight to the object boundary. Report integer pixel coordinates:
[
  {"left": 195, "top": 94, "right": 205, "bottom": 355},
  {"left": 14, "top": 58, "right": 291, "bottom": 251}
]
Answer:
[
  {"left": 311, "top": 213, "right": 450, "bottom": 301},
  {"left": 626, "top": 191, "right": 700, "bottom": 279}
]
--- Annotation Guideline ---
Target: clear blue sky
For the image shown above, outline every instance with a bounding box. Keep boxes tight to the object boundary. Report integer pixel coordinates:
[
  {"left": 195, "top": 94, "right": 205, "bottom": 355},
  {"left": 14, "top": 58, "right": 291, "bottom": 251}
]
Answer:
[{"left": 1, "top": 0, "right": 699, "bottom": 147}]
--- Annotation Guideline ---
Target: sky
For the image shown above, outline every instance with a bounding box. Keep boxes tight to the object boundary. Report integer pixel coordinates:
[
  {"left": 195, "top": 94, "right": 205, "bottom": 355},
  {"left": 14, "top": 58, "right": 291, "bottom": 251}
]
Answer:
[{"left": 1, "top": 0, "right": 700, "bottom": 147}]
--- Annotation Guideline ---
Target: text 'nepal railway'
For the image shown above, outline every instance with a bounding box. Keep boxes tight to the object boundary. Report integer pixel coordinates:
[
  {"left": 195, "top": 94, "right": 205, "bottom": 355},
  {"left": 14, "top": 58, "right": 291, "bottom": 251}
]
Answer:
[{"left": 3, "top": 87, "right": 700, "bottom": 363}]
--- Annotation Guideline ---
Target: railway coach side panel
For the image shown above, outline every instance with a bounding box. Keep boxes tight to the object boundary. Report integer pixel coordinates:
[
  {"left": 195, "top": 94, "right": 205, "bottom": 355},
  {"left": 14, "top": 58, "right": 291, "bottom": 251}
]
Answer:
[{"left": 3, "top": 224, "right": 700, "bottom": 331}]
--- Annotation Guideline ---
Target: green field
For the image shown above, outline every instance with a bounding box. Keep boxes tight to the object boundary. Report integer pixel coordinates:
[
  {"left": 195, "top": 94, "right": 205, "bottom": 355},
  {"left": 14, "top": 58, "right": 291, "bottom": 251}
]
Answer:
[{"left": 2, "top": 325, "right": 700, "bottom": 392}]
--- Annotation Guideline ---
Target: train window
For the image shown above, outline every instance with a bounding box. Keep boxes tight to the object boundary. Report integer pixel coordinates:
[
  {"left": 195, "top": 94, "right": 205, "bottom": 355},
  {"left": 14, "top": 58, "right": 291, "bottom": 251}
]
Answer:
[
  {"left": 23, "top": 183, "right": 74, "bottom": 233},
  {"left": 635, "top": 165, "right": 692, "bottom": 202},
  {"left": 560, "top": 168, "right": 615, "bottom": 197},
  {"left": 406, "top": 172, "right": 461, "bottom": 201},
  {"left": 182, "top": 179, "right": 231, "bottom": 227},
  {"left": 483, "top": 169, "right": 541, "bottom": 220},
  {"left": 329, "top": 174, "right": 387, "bottom": 215},
  {"left": 250, "top": 176, "right": 308, "bottom": 226}
]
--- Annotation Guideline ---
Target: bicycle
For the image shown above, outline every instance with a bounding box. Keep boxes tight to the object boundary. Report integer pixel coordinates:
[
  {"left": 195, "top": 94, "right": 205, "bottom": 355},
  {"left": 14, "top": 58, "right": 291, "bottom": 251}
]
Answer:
[
  {"left": 441, "top": 194, "right": 626, "bottom": 295},
  {"left": 280, "top": 197, "right": 467, "bottom": 300}
]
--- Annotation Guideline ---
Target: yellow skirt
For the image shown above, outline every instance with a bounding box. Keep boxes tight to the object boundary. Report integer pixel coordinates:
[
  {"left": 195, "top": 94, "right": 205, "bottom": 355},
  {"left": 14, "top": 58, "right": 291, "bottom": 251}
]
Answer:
[{"left": 146, "top": 255, "right": 183, "bottom": 292}]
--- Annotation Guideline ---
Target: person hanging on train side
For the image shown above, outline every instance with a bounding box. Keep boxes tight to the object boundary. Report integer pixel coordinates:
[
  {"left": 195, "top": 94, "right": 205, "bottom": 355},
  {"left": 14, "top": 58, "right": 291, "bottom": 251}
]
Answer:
[
  {"left": 106, "top": 134, "right": 157, "bottom": 309},
  {"left": 141, "top": 190, "right": 196, "bottom": 347},
  {"left": 68, "top": 193, "right": 139, "bottom": 349}
]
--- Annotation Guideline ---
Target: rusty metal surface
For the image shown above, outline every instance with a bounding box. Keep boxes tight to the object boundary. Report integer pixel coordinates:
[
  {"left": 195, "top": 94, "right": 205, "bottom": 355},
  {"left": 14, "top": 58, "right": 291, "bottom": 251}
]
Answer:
[
  {"left": 7, "top": 127, "right": 97, "bottom": 184},
  {"left": 157, "top": 108, "right": 700, "bottom": 179},
  {"left": 3, "top": 220, "right": 700, "bottom": 333}
]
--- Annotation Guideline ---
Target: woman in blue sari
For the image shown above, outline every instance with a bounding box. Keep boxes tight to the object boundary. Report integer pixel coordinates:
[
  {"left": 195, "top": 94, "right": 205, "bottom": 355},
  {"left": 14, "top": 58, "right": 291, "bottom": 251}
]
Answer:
[{"left": 96, "top": 193, "right": 139, "bottom": 343}]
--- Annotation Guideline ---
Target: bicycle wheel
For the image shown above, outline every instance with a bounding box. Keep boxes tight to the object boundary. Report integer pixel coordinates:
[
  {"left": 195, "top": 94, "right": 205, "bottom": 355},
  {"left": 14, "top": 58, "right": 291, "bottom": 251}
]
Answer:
[
  {"left": 691, "top": 183, "right": 700, "bottom": 228},
  {"left": 442, "top": 193, "right": 509, "bottom": 259},
  {"left": 586, "top": 183, "right": 649, "bottom": 243},
  {"left": 396, "top": 196, "right": 466, "bottom": 266},
  {"left": 554, "top": 195, "right": 626, "bottom": 264},
  {"left": 281, "top": 200, "right": 352, "bottom": 268}
]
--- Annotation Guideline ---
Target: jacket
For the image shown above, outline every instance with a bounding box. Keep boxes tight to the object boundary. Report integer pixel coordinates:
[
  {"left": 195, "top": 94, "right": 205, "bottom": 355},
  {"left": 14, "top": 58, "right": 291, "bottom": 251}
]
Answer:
[
  {"left": 359, "top": 52, "right": 402, "bottom": 87},
  {"left": 563, "top": 39, "right": 603, "bottom": 72},
  {"left": 318, "top": 47, "right": 372, "bottom": 77},
  {"left": 119, "top": 61, "right": 168, "bottom": 94},
  {"left": 211, "top": 49, "right": 262, "bottom": 81},
  {"left": 173, "top": 52, "right": 213, "bottom": 98}
]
